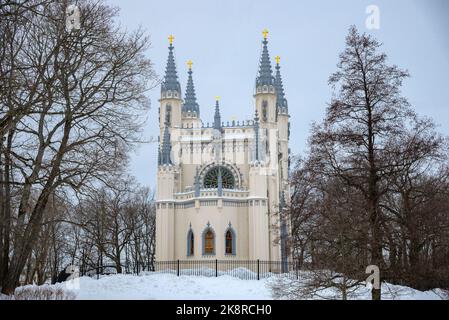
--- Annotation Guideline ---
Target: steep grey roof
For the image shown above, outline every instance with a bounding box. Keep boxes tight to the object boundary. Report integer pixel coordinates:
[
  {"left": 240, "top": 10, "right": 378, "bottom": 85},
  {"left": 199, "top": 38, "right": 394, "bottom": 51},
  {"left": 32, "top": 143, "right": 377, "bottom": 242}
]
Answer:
[
  {"left": 182, "top": 67, "right": 200, "bottom": 115},
  {"left": 213, "top": 100, "right": 221, "bottom": 130},
  {"left": 161, "top": 43, "right": 181, "bottom": 94},
  {"left": 256, "top": 37, "right": 274, "bottom": 87},
  {"left": 274, "top": 61, "right": 288, "bottom": 113}
]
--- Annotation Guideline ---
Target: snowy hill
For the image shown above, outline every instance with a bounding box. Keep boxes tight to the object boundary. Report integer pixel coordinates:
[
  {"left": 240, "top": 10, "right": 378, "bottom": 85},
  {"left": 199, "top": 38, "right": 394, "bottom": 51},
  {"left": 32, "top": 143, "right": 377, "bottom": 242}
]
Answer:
[{"left": 9, "top": 273, "right": 446, "bottom": 300}]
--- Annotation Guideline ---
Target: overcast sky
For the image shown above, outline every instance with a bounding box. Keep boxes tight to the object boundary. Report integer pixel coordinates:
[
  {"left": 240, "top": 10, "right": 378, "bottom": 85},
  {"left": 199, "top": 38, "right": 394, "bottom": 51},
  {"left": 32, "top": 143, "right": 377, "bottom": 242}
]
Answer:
[{"left": 105, "top": 0, "right": 449, "bottom": 189}]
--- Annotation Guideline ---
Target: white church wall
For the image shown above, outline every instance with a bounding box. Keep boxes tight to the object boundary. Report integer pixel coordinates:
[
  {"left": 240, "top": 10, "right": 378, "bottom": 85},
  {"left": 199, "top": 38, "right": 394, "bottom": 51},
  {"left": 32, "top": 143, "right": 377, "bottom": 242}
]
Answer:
[{"left": 173, "top": 205, "right": 249, "bottom": 260}]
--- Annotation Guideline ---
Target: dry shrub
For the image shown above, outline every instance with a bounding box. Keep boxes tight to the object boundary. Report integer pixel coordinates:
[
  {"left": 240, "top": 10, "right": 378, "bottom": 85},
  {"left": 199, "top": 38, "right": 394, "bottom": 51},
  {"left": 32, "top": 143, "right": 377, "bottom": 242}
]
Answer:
[{"left": 12, "top": 285, "right": 76, "bottom": 300}]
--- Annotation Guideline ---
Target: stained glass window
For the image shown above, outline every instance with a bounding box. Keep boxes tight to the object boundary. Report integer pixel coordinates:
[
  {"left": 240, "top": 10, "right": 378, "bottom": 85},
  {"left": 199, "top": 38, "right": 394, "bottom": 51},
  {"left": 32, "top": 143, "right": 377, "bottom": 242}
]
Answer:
[
  {"left": 225, "top": 231, "right": 233, "bottom": 255},
  {"left": 203, "top": 166, "right": 235, "bottom": 189},
  {"left": 187, "top": 231, "right": 194, "bottom": 256},
  {"left": 204, "top": 230, "right": 214, "bottom": 255}
]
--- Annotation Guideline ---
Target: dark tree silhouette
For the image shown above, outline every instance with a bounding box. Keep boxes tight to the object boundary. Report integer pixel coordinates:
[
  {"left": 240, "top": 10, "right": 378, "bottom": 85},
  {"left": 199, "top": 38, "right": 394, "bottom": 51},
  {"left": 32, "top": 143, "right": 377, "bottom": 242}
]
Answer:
[
  {"left": 290, "top": 26, "right": 448, "bottom": 300},
  {"left": 0, "top": 0, "right": 156, "bottom": 294}
]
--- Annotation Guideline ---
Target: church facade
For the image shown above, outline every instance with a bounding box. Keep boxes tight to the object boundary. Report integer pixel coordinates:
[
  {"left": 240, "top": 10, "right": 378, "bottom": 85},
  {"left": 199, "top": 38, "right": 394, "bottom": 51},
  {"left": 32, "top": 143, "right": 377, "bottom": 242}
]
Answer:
[{"left": 155, "top": 31, "right": 290, "bottom": 262}]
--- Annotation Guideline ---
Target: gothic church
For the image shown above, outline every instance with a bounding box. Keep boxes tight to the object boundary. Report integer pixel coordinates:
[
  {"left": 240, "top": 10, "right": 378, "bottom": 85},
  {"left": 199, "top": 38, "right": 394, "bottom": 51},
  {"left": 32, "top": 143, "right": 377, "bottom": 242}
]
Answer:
[{"left": 155, "top": 30, "right": 290, "bottom": 262}]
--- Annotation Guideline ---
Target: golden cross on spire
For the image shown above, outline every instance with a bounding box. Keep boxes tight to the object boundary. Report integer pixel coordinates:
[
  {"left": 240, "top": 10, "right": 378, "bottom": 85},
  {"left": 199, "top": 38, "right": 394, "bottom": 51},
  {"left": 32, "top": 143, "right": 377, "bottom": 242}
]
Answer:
[
  {"left": 215, "top": 96, "right": 221, "bottom": 102},
  {"left": 262, "top": 29, "right": 269, "bottom": 39},
  {"left": 168, "top": 35, "right": 175, "bottom": 45},
  {"left": 275, "top": 56, "right": 281, "bottom": 65},
  {"left": 231, "top": 116, "right": 237, "bottom": 121},
  {"left": 187, "top": 60, "right": 193, "bottom": 70}
]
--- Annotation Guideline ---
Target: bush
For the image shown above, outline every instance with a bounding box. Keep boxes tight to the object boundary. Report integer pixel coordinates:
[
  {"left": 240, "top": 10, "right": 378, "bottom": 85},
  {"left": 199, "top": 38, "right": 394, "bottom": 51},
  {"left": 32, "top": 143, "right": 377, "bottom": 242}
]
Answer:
[{"left": 11, "top": 285, "right": 76, "bottom": 300}]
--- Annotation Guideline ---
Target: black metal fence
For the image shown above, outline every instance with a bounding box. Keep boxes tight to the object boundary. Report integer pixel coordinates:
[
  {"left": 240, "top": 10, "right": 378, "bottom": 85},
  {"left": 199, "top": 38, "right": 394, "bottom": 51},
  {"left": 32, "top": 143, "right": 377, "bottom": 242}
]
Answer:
[
  {"left": 155, "top": 260, "right": 301, "bottom": 280},
  {"left": 80, "top": 260, "right": 301, "bottom": 281},
  {"left": 81, "top": 265, "right": 124, "bottom": 279},
  {"left": 80, "top": 261, "right": 154, "bottom": 279}
]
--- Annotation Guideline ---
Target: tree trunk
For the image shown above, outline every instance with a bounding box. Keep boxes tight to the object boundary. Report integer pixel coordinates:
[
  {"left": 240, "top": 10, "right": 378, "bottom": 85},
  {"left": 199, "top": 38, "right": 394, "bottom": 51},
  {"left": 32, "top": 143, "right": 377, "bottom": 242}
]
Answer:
[
  {"left": 1, "top": 191, "right": 52, "bottom": 294},
  {"left": 0, "top": 132, "right": 13, "bottom": 286},
  {"left": 0, "top": 138, "right": 4, "bottom": 287},
  {"left": 1, "top": 113, "right": 71, "bottom": 294},
  {"left": 366, "top": 96, "right": 382, "bottom": 300}
]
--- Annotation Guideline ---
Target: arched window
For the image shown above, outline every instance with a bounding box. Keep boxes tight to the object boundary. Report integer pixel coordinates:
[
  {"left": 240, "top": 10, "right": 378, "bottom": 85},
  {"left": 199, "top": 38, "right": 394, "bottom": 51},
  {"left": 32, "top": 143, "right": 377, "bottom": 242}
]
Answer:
[
  {"left": 262, "top": 100, "right": 268, "bottom": 122},
  {"left": 166, "top": 105, "right": 172, "bottom": 125},
  {"left": 202, "top": 225, "right": 215, "bottom": 255},
  {"left": 225, "top": 231, "right": 233, "bottom": 254},
  {"left": 203, "top": 166, "right": 235, "bottom": 189},
  {"left": 225, "top": 227, "right": 236, "bottom": 255},
  {"left": 187, "top": 229, "right": 194, "bottom": 256},
  {"left": 205, "top": 231, "right": 214, "bottom": 255}
]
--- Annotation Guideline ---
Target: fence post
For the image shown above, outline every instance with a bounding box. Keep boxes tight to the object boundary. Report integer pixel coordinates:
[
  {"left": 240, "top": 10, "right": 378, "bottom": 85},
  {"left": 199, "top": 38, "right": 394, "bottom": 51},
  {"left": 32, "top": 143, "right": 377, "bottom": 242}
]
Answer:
[
  {"left": 257, "top": 259, "right": 260, "bottom": 281},
  {"left": 296, "top": 260, "right": 299, "bottom": 280},
  {"left": 215, "top": 259, "right": 218, "bottom": 277},
  {"left": 177, "top": 260, "right": 180, "bottom": 277}
]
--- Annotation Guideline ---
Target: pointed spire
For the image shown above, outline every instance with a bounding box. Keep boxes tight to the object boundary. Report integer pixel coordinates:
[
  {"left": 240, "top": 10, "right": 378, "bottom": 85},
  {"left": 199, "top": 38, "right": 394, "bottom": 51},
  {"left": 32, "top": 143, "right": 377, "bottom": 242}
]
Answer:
[
  {"left": 182, "top": 61, "right": 200, "bottom": 115},
  {"left": 256, "top": 29, "right": 274, "bottom": 88},
  {"left": 160, "top": 113, "right": 172, "bottom": 165},
  {"left": 161, "top": 35, "right": 181, "bottom": 95},
  {"left": 274, "top": 56, "right": 288, "bottom": 113},
  {"left": 213, "top": 97, "right": 222, "bottom": 130}
]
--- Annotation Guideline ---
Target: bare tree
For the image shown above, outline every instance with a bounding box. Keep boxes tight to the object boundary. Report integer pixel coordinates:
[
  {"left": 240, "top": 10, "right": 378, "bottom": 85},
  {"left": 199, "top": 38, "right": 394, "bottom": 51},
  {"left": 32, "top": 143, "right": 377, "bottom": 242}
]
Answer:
[
  {"left": 125, "top": 187, "right": 156, "bottom": 272},
  {"left": 65, "top": 174, "right": 156, "bottom": 276},
  {"left": 307, "top": 26, "right": 417, "bottom": 300},
  {"left": 0, "top": 0, "right": 52, "bottom": 287},
  {"left": 280, "top": 161, "right": 370, "bottom": 299},
  {"left": 382, "top": 149, "right": 449, "bottom": 289},
  {"left": 1, "top": 0, "right": 156, "bottom": 294},
  {"left": 285, "top": 26, "right": 449, "bottom": 300}
]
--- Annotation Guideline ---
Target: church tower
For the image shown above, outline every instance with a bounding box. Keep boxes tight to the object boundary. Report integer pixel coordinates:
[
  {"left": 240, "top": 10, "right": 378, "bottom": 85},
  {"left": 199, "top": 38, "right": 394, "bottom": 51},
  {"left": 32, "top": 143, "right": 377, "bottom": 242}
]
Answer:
[
  {"left": 156, "top": 35, "right": 180, "bottom": 261},
  {"left": 155, "top": 31, "right": 291, "bottom": 266},
  {"left": 255, "top": 29, "right": 277, "bottom": 125},
  {"left": 274, "top": 55, "right": 291, "bottom": 270},
  {"left": 160, "top": 35, "right": 182, "bottom": 131}
]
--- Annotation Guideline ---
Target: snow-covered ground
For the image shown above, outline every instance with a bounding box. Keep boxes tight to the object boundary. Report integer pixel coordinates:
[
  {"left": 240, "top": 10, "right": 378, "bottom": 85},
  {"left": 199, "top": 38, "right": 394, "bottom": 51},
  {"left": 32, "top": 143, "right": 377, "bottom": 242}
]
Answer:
[
  {"left": 12, "top": 272, "right": 445, "bottom": 300},
  {"left": 57, "top": 274, "right": 272, "bottom": 300}
]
